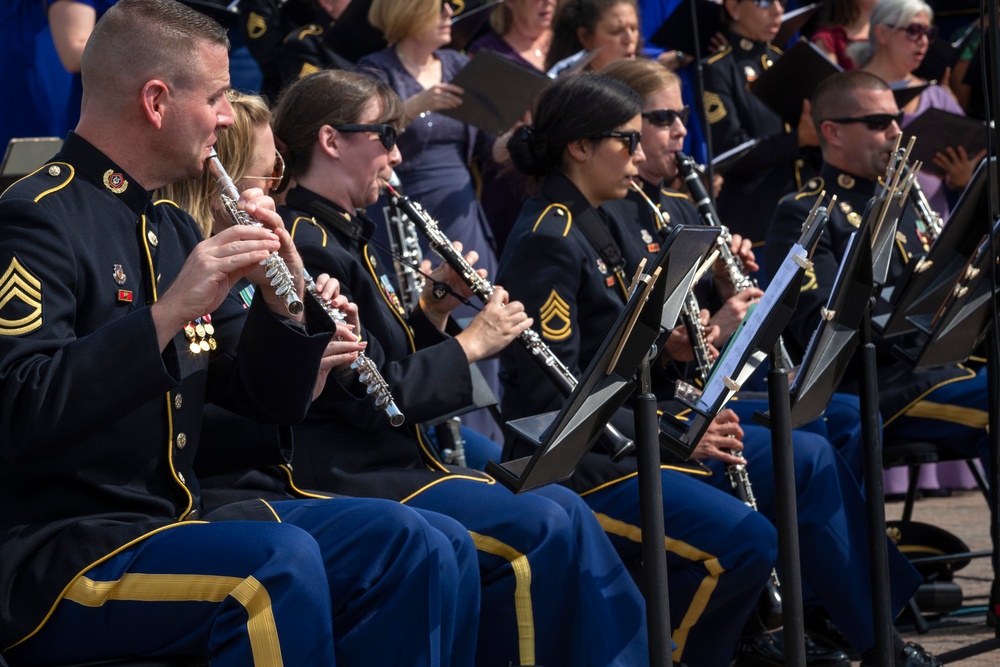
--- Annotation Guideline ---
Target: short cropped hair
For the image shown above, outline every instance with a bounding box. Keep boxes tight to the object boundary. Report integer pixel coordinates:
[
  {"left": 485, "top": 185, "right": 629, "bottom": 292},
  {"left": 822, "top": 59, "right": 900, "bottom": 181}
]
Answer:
[{"left": 811, "top": 70, "right": 893, "bottom": 147}]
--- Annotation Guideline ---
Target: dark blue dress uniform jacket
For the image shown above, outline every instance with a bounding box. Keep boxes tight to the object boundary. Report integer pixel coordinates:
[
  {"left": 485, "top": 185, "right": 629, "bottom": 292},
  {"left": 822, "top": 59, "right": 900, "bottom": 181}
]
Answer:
[
  {"left": 0, "top": 133, "right": 330, "bottom": 648},
  {"left": 766, "top": 162, "right": 971, "bottom": 423},
  {"left": 703, "top": 37, "right": 810, "bottom": 247},
  {"left": 281, "top": 185, "right": 491, "bottom": 499}
]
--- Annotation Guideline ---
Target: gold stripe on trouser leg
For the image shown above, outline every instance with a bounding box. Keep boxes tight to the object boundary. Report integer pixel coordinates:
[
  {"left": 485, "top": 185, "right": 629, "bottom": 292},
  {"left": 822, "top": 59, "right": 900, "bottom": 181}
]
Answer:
[
  {"left": 65, "top": 573, "right": 283, "bottom": 666},
  {"left": 594, "top": 513, "right": 724, "bottom": 662},
  {"left": 903, "top": 400, "right": 989, "bottom": 430},
  {"left": 469, "top": 531, "right": 535, "bottom": 666}
]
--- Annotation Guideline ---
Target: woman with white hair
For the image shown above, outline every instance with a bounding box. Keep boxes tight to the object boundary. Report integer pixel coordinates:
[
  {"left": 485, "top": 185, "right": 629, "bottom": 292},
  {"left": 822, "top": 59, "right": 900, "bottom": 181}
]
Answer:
[{"left": 849, "top": 0, "right": 985, "bottom": 217}]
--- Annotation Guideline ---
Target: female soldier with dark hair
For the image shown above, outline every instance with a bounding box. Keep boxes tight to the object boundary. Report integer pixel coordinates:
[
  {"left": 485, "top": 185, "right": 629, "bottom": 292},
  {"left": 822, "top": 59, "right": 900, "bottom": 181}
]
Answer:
[
  {"left": 272, "top": 68, "right": 651, "bottom": 667},
  {"left": 498, "top": 72, "right": 778, "bottom": 667}
]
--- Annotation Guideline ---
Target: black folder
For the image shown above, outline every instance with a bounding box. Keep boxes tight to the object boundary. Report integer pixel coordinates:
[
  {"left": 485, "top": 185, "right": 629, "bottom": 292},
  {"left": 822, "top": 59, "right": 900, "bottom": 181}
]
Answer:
[
  {"left": 439, "top": 50, "right": 551, "bottom": 134},
  {"left": 448, "top": 0, "right": 502, "bottom": 51},
  {"left": 648, "top": 0, "right": 726, "bottom": 61},
  {"left": 774, "top": 2, "right": 823, "bottom": 47},
  {"left": 749, "top": 38, "right": 843, "bottom": 124},
  {"left": 902, "top": 108, "right": 989, "bottom": 176}
]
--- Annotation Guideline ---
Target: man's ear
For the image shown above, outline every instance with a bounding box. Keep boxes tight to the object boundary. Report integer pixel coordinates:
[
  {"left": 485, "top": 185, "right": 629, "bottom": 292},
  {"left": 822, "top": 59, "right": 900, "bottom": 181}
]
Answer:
[
  {"left": 141, "top": 80, "right": 169, "bottom": 129},
  {"left": 820, "top": 119, "right": 841, "bottom": 148}
]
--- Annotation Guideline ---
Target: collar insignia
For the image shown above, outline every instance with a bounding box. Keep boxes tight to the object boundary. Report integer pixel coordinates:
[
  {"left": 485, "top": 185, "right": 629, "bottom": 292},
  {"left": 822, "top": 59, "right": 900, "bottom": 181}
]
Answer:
[
  {"left": 112, "top": 264, "right": 127, "bottom": 286},
  {"left": 596, "top": 258, "right": 608, "bottom": 275},
  {"left": 740, "top": 38, "right": 754, "bottom": 51},
  {"left": 837, "top": 173, "right": 855, "bottom": 189},
  {"left": 744, "top": 65, "right": 758, "bottom": 82},
  {"left": 103, "top": 169, "right": 128, "bottom": 194},
  {"left": 640, "top": 229, "right": 653, "bottom": 244},
  {"left": 839, "top": 201, "right": 852, "bottom": 215}
]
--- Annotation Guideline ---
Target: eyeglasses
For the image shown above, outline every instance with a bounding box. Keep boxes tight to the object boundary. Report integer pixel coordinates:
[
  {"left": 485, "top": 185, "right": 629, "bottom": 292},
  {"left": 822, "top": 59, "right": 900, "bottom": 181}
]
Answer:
[
  {"left": 441, "top": 0, "right": 456, "bottom": 12},
  {"left": 747, "top": 0, "right": 783, "bottom": 8},
  {"left": 642, "top": 107, "right": 689, "bottom": 128},
  {"left": 824, "top": 112, "right": 904, "bottom": 131},
  {"left": 332, "top": 124, "right": 398, "bottom": 151},
  {"left": 590, "top": 130, "right": 642, "bottom": 155},
  {"left": 887, "top": 23, "right": 938, "bottom": 42},
  {"left": 250, "top": 150, "right": 286, "bottom": 184}
]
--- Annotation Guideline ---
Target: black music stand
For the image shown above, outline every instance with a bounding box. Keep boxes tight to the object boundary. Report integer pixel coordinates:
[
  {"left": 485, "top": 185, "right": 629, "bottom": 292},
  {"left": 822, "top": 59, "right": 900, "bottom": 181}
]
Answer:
[
  {"left": 487, "top": 225, "right": 718, "bottom": 667},
  {"left": 875, "top": 158, "right": 997, "bottom": 339},
  {"left": 669, "top": 204, "right": 827, "bottom": 667}
]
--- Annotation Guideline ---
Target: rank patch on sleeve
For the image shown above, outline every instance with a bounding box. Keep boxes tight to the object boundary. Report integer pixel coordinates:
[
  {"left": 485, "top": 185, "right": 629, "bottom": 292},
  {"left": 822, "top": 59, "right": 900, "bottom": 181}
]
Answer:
[
  {"left": 246, "top": 12, "right": 267, "bottom": 39},
  {"left": 0, "top": 257, "right": 43, "bottom": 336},
  {"left": 703, "top": 92, "right": 727, "bottom": 124},
  {"left": 800, "top": 267, "right": 818, "bottom": 292},
  {"left": 540, "top": 289, "right": 572, "bottom": 341}
]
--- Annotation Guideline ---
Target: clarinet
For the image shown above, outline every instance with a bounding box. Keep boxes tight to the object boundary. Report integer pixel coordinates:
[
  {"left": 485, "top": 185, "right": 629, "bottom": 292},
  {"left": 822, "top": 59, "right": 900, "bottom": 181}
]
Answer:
[
  {"left": 633, "top": 174, "right": 779, "bottom": 591},
  {"left": 303, "top": 271, "right": 405, "bottom": 427},
  {"left": 206, "top": 149, "right": 303, "bottom": 316},
  {"left": 383, "top": 174, "right": 426, "bottom": 314},
  {"left": 435, "top": 416, "right": 468, "bottom": 467},
  {"left": 386, "top": 185, "right": 636, "bottom": 461},
  {"left": 905, "top": 165, "right": 944, "bottom": 251}
]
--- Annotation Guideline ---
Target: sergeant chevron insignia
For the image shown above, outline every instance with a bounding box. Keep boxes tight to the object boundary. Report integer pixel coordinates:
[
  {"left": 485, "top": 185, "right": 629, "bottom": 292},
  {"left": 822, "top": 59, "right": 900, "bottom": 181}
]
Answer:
[
  {"left": 246, "top": 12, "right": 267, "bottom": 39},
  {"left": 540, "top": 289, "right": 571, "bottom": 341},
  {"left": 0, "top": 256, "right": 43, "bottom": 336}
]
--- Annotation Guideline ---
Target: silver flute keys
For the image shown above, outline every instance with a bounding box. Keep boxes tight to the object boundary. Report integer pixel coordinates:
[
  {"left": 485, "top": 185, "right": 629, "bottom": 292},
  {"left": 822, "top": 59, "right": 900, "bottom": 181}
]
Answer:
[
  {"left": 385, "top": 185, "right": 636, "bottom": 461},
  {"left": 205, "top": 149, "right": 304, "bottom": 316},
  {"left": 303, "top": 271, "right": 405, "bottom": 427}
]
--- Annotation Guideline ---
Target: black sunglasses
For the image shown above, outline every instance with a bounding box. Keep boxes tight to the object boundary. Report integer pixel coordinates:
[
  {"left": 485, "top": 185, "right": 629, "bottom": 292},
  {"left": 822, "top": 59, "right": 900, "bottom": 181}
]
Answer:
[
  {"left": 590, "top": 130, "right": 642, "bottom": 155},
  {"left": 642, "top": 107, "right": 690, "bottom": 128},
  {"left": 887, "top": 23, "right": 938, "bottom": 42},
  {"left": 332, "top": 124, "right": 398, "bottom": 151},
  {"left": 824, "top": 112, "right": 904, "bottom": 131}
]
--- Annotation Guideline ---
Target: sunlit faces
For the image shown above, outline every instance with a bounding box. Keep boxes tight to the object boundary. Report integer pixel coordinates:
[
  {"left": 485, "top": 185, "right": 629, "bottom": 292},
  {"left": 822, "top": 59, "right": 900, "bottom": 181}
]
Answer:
[
  {"left": 578, "top": 2, "right": 639, "bottom": 72},
  {"left": 725, "top": 0, "right": 784, "bottom": 44},
  {"left": 412, "top": 0, "right": 454, "bottom": 48},
  {"left": 574, "top": 115, "right": 644, "bottom": 206},
  {"left": 510, "top": 0, "right": 557, "bottom": 34},
  {"left": 822, "top": 87, "right": 901, "bottom": 181},
  {"left": 876, "top": 10, "right": 932, "bottom": 74},
  {"left": 334, "top": 98, "right": 403, "bottom": 210},
  {"left": 637, "top": 84, "right": 688, "bottom": 184},
  {"left": 160, "top": 41, "right": 234, "bottom": 183},
  {"left": 236, "top": 123, "right": 279, "bottom": 195}
]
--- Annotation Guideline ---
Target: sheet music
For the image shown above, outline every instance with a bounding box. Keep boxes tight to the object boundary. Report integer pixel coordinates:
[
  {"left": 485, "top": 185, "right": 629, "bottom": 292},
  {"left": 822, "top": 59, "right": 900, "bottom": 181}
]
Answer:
[{"left": 698, "top": 243, "right": 808, "bottom": 410}]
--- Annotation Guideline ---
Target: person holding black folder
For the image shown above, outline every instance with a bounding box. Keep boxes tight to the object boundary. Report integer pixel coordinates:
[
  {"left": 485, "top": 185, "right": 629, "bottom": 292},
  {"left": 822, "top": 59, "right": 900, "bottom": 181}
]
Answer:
[
  {"left": 497, "top": 71, "right": 791, "bottom": 667},
  {"left": 810, "top": 0, "right": 878, "bottom": 69},
  {"left": 768, "top": 70, "right": 988, "bottom": 667},
  {"left": 703, "top": 0, "right": 820, "bottom": 271},
  {"left": 849, "top": 0, "right": 985, "bottom": 219}
]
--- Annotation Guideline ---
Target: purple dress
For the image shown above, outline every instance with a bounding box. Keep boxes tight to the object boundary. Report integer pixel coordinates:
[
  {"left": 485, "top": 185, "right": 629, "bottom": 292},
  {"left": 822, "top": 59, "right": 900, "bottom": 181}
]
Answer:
[
  {"left": 901, "top": 84, "right": 967, "bottom": 220},
  {"left": 359, "top": 48, "right": 503, "bottom": 442}
]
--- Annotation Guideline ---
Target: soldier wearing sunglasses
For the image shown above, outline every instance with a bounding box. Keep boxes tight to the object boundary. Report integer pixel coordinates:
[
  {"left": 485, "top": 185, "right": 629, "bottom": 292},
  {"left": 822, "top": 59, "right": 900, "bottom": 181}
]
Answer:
[
  {"left": 768, "top": 70, "right": 985, "bottom": 667},
  {"left": 702, "top": 0, "right": 821, "bottom": 274}
]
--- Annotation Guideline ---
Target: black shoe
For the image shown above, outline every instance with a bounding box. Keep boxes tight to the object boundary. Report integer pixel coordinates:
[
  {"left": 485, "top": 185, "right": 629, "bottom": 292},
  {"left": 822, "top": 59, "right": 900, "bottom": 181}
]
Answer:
[
  {"left": 897, "top": 643, "right": 942, "bottom": 667},
  {"left": 734, "top": 630, "right": 851, "bottom": 666},
  {"left": 803, "top": 606, "right": 861, "bottom": 660},
  {"left": 861, "top": 642, "right": 942, "bottom": 667}
]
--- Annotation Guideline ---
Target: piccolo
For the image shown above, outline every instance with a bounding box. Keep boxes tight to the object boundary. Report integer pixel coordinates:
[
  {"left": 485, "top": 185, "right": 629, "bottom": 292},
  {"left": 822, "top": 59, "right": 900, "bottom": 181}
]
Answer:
[
  {"left": 205, "top": 149, "right": 303, "bottom": 316},
  {"left": 385, "top": 185, "right": 636, "bottom": 461},
  {"left": 303, "top": 271, "right": 405, "bottom": 427}
]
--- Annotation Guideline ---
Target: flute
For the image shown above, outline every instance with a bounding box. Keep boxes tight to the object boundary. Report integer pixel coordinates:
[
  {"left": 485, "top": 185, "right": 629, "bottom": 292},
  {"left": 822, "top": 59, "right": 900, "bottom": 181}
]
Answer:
[
  {"left": 303, "top": 271, "right": 405, "bottom": 427},
  {"left": 386, "top": 185, "right": 636, "bottom": 461},
  {"left": 205, "top": 149, "right": 303, "bottom": 316}
]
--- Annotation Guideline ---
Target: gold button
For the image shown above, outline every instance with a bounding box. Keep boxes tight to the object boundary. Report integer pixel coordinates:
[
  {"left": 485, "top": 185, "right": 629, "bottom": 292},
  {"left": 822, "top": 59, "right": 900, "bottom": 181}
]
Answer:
[
  {"left": 174, "top": 393, "right": 183, "bottom": 409},
  {"left": 48, "top": 165, "right": 61, "bottom": 177},
  {"left": 177, "top": 471, "right": 186, "bottom": 484},
  {"left": 147, "top": 230, "right": 158, "bottom": 246},
  {"left": 176, "top": 432, "right": 187, "bottom": 449}
]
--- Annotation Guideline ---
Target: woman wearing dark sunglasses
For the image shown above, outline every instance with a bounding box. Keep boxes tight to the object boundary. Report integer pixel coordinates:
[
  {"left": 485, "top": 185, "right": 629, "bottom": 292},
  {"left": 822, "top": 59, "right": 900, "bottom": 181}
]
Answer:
[
  {"left": 702, "top": 0, "right": 820, "bottom": 274},
  {"left": 850, "top": 0, "right": 985, "bottom": 219},
  {"left": 497, "top": 71, "right": 782, "bottom": 667}
]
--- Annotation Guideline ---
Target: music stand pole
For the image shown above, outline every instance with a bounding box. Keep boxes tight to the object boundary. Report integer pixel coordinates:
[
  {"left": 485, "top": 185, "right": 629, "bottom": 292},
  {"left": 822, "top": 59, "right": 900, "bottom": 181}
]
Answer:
[
  {"left": 858, "top": 301, "right": 894, "bottom": 667},
  {"left": 767, "top": 340, "right": 805, "bottom": 666},
  {"left": 635, "top": 346, "right": 671, "bottom": 667}
]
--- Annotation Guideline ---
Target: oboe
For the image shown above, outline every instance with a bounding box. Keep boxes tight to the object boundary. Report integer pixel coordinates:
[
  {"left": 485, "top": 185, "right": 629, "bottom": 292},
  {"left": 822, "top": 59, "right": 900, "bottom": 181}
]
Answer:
[
  {"left": 303, "top": 271, "right": 405, "bottom": 427},
  {"left": 386, "top": 185, "right": 636, "bottom": 461},
  {"left": 205, "top": 149, "right": 303, "bottom": 316}
]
